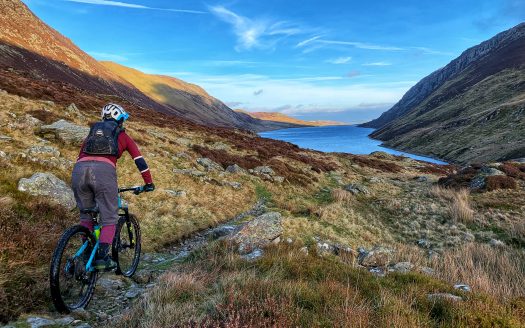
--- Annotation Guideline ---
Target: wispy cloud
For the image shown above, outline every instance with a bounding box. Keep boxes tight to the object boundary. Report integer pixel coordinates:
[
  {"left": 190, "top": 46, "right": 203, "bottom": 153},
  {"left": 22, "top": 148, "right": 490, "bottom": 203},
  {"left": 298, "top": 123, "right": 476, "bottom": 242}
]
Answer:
[
  {"left": 326, "top": 56, "right": 352, "bottom": 64},
  {"left": 296, "top": 37, "right": 404, "bottom": 53},
  {"left": 88, "top": 51, "right": 128, "bottom": 61},
  {"left": 411, "top": 47, "right": 453, "bottom": 56},
  {"left": 209, "top": 6, "right": 305, "bottom": 51},
  {"left": 363, "top": 61, "right": 392, "bottom": 66},
  {"left": 64, "top": 0, "right": 206, "bottom": 14}
]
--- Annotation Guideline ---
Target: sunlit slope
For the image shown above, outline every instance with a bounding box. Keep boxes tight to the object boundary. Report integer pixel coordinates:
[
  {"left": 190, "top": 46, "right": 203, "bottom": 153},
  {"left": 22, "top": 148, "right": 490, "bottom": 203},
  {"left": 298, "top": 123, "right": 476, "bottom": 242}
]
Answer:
[{"left": 236, "top": 110, "right": 346, "bottom": 127}]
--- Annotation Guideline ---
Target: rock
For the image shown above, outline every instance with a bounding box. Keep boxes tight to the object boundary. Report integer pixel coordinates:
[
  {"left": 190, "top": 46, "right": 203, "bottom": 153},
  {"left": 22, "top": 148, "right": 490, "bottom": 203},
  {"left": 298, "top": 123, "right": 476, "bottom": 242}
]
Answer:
[
  {"left": 75, "top": 324, "right": 92, "bottom": 328},
  {"left": 27, "top": 145, "right": 60, "bottom": 157},
  {"left": 427, "top": 293, "right": 462, "bottom": 302},
  {"left": 460, "top": 232, "right": 475, "bottom": 242},
  {"left": 97, "top": 276, "right": 125, "bottom": 290},
  {"left": 417, "top": 239, "right": 431, "bottom": 249},
  {"left": 0, "top": 135, "right": 12, "bottom": 142},
  {"left": 164, "top": 189, "right": 187, "bottom": 197},
  {"left": 210, "top": 225, "right": 236, "bottom": 239},
  {"left": 273, "top": 176, "right": 285, "bottom": 183},
  {"left": 0, "top": 150, "right": 7, "bottom": 158},
  {"left": 488, "top": 239, "right": 505, "bottom": 247},
  {"left": 26, "top": 317, "right": 56, "bottom": 328},
  {"left": 175, "top": 137, "right": 192, "bottom": 146},
  {"left": 469, "top": 176, "right": 486, "bottom": 190},
  {"left": 454, "top": 284, "right": 471, "bottom": 292},
  {"left": 197, "top": 158, "right": 224, "bottom": 172},
  {"left": 18, "top": 173, "right": 76, "bottom": 208},
  {"left": 39, "top": 120, "right": 89, "bottom": 145},
  {"left": 173, "top": 168, "right": 206, "bottom": 177},
  {"left": 226, "top": 164, "right": 247, "bottom": 174},
  {"left": 71, "top": 309, "right": 91, "bottom": 321},
  {"left": 369, "top": 267, "right": 386, "bottom": 277},
  {"left": 229, "top": 212, "right": 282, "bottom": 254},
  {"left": 65, "top": 103, "right": 82, "bottom": 116},
  {"left": 286, "top": 238, "right": 293, "bottom": 244},
  {"left": 358, "top": 246, "right": 394, "bottom": 267},
  {"left": 125, "top": 288, "right": 142, "bottom": 299},
  {"left": 299, "top": 247, "right": 309, "bottom": 255},
  {"left": 132, "top": 270, "right": 155, "bottom": 284},
  {"left": 223, "top": 181, "right": 242, "bottom": 189},
  {"left": 252, "top": 166, "right": 275, "bottom": 176},
  {"left": 367, "top": 176, "right": 383, "bottom": 184},
  {"left": 317, "top": 241, "right": 338, "bottom": 255},
  {"left": 210, "top": 142, "right": 229, "bottom": 150},
  {"left": 419, "top": 267, "right": 435, "bottom": 275},
  {"left": 343, "top": 183, "right": 370, "bottom": 195},
  {"left": 173, "top": 152, "right": 191, "bottom": 160},
  {"left": 54, "top": 316, "right": 75, "bottom": 325},
  {"left": 241, "top": 248, "right": 264, "bottom": 261},
  {"left": 480, "top": 166, "right": 505, "bottom": 176},
  {"left": 414, "top": 176, "right": 429, "bottom": 182},
  {"left": 392, "top": 262, "right": 414, "bottom": 273}
]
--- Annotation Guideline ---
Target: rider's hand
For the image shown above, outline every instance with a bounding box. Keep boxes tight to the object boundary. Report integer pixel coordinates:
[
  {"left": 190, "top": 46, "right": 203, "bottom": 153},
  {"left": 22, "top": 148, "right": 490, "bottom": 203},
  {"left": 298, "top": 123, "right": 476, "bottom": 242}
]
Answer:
[{"left": 144, "top": 183, "right": 155, "bottom": 192}]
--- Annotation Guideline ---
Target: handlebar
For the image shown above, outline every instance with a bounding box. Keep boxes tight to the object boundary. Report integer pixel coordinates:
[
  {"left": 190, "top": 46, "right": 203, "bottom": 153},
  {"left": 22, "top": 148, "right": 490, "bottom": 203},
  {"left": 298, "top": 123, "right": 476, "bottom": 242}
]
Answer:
[{"left": 118, "top": 186, "right": 144, "bottom": 195}]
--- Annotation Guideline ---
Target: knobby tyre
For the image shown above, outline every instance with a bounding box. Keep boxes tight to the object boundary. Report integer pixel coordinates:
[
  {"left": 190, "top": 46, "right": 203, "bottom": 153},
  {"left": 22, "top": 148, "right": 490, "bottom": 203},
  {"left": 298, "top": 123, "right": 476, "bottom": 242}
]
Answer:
[
  {"left": 113, "top": 214, "right": 141, "bottom": 277},
  {"left": 50, "top": 225, "right": 97, "bottom": 313}
]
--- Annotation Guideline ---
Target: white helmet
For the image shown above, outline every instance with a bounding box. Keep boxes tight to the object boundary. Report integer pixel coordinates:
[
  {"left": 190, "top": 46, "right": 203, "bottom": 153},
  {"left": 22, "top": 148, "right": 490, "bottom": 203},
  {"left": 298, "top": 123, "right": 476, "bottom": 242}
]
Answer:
[{"left": 101, "top": 103, "right": 129, "bottom": 122}]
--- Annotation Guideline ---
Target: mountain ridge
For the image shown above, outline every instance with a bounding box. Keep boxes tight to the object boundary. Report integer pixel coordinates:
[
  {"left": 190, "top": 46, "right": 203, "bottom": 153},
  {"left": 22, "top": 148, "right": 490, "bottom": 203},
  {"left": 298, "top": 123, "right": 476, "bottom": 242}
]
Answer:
[
  {"left": 235, "top": 110, "right": 347, "bottom": 127},
  {"left": 362, "top": 22, "right": 525, "bottom": 164}
]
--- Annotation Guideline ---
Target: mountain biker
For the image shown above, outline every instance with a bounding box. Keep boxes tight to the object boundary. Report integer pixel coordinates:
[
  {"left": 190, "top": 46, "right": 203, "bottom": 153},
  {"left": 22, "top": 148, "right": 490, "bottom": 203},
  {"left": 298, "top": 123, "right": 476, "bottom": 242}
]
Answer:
[{"left": 72, "top": 103, "right": 155, "bottom": 271}]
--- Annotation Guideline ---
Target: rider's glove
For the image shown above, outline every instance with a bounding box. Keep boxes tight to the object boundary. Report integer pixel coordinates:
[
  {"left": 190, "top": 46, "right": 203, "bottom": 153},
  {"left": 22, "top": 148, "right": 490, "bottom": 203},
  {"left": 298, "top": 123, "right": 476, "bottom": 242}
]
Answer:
[{"left": 144, "top": 183, "right": 155, "bottom": 192}]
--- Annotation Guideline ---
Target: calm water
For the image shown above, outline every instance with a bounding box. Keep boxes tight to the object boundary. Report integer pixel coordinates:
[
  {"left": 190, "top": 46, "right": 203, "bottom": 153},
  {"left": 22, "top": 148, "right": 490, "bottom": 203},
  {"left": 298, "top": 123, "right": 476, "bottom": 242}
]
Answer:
[{"left": 259, "top": 125, "right": 447, "bottom": 164}]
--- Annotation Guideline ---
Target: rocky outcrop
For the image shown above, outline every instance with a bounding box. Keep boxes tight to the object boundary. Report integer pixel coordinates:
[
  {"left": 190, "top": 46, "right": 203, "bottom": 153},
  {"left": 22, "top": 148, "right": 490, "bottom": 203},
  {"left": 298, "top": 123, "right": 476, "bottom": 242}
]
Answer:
[
  {"left": 39, "top": 120, "right": 89, "bottom": 145},
  {"left": 17, "top": 172, "right": 76, "bottom": 208},
  {"left": 228, "top": 212, "right": 283, "bottom": 254}
]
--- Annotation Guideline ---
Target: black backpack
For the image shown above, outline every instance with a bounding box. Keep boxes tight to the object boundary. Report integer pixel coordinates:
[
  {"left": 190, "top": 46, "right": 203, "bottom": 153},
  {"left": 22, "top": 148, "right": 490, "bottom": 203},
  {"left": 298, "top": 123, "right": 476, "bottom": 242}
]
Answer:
[{"left": 83, "top": 120, "right": 122, "bottom": 156}]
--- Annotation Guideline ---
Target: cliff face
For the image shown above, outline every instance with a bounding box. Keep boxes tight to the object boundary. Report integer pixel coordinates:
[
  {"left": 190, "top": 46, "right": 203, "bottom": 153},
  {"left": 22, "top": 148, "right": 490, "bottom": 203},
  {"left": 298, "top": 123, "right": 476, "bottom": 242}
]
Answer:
[{"left": 362, "top": 23, "right": 525, "bottom": 164}]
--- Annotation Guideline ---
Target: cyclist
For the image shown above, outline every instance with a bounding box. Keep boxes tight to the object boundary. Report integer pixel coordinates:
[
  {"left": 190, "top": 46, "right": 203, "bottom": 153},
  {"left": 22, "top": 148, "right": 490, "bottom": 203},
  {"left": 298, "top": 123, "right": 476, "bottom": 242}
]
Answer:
[{"left": 72, "top": 103, "right": 155, "bottom": 271}]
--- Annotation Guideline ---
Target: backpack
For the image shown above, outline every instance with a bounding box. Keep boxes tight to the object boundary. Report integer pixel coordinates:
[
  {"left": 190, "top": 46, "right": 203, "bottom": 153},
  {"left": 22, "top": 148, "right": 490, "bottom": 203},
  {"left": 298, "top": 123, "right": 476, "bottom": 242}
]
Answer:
[{"left": 83, "top": 120, "right": 122, "bottom": 156}]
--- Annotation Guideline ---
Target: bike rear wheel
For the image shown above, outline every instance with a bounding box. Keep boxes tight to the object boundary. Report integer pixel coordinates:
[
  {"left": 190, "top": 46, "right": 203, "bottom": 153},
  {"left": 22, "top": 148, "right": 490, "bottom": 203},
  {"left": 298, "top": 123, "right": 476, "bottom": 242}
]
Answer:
[
  {"left": 50, "top": 225, "right": 97, "bottom": 313},
  {"left": 113, "top": 214, "right": 141, "bottom": 277}
]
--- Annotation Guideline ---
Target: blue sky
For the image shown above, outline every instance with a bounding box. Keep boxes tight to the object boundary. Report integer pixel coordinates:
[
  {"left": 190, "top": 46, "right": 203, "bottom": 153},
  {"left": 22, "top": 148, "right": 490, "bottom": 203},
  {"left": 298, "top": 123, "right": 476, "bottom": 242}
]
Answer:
[{"left": 23, "top": 0, "right": 525, "bottom": 123}]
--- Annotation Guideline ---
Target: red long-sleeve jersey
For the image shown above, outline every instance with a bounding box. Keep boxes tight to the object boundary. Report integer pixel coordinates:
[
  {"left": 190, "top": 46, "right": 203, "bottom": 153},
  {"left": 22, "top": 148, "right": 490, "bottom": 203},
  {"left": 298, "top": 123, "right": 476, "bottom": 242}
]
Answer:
[{"left": 77, "top": 131, "right": 153, "bottom": 184}]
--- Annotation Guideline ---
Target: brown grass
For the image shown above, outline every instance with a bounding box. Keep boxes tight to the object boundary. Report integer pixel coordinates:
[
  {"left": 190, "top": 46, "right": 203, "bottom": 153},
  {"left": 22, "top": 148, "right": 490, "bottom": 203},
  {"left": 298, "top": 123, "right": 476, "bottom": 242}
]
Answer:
[
  {"left": 431, "top": 186, "right": 474, "bottom": 223},
  {"left": 344, "top": 154, "right": 403, "bottom": 173},
  {"left": 331, "top": 188, "right": 352, "bottom": 203},
  {"left": 485, "top": 175, "right": 518, "bottom": 191}
]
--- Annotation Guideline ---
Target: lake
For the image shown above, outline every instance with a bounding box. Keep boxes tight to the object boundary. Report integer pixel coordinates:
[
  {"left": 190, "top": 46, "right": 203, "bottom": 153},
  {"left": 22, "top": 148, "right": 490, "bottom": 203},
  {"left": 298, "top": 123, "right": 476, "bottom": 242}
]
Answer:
[{"left": 259, "top": 125, "right": 447, "bottom": 164}]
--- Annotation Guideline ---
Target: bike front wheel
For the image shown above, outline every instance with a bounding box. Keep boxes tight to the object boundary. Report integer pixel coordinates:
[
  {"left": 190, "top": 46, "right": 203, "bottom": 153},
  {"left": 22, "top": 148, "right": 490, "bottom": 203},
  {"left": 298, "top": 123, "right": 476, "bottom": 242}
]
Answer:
[
  {"left": 113, "top": 214, "right": 141, "bottom": 277},
  {"left": 50, "top": 225, "right": 97, "bottom": 313}
]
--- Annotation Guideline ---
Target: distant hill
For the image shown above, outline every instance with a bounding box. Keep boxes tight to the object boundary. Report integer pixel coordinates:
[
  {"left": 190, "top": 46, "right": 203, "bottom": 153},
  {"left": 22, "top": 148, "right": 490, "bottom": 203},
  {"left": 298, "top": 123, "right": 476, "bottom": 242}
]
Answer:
[
  {"left": 362, "top": 23, "right": 525, "bottom": 164},
  {"left": 0, "top": 0, "right": 294, "bottom": 132},
  {"left": 236, "top": 110, "right": 346, "bottom": 127}
]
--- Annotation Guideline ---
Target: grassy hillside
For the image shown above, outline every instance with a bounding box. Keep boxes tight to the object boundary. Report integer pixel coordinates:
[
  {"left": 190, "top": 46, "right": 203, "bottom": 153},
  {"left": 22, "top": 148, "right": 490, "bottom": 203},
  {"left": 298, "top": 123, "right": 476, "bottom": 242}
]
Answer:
[
  {"left": 1, "top": 88, "right": 524, "bottom": 326},
  {"left": 236, "top": 110, "right": 346, "bottom": 127}
]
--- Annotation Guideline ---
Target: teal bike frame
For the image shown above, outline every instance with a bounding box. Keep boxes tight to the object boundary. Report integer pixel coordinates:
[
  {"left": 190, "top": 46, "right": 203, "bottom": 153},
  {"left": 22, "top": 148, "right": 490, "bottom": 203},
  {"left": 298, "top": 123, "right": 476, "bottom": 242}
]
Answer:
[{"left": 71, "top": 186, "right": 142, "bottom": 272}]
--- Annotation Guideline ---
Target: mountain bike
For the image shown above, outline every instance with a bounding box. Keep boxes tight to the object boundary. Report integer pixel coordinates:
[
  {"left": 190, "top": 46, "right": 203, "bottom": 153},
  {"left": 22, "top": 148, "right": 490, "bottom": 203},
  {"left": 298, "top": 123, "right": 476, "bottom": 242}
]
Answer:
[{"left": 50, "top": 186, "right": 144, "bottom": 313}]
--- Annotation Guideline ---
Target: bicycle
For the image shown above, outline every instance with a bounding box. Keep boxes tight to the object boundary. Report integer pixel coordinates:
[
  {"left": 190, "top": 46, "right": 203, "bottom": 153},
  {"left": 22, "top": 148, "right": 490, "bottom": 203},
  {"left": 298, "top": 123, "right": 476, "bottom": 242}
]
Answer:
[{"left": 50, "top": 186, "right": 144, "bottom": 313}]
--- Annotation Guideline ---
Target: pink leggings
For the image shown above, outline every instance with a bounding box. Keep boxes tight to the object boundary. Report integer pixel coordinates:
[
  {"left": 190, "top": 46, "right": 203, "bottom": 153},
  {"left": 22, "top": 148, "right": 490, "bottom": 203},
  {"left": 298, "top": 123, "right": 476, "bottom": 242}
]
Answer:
[{"left": 81, "top": 220, "right": 116, "bottom": 244}]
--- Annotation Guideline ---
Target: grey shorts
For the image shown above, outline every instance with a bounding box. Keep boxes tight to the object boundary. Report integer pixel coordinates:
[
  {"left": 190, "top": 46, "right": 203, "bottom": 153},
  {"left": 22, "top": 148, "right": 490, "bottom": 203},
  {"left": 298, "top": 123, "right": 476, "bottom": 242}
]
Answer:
[{"left": 71, "top": 161, "right": 118, "bottom": 226}]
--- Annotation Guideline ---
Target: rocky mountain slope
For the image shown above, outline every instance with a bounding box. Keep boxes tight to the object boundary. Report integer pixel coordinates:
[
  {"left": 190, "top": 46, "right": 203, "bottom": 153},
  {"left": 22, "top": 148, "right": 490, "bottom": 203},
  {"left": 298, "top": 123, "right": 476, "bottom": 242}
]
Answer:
[
  {"left": 236, "top": 109, "right": 346, "bottom": 127},
  {"left": 0, "top": 0, "right": 293, "bottom": 131},
  {"left": 362, "top": 23, "right": 525, "bottom": 164}
]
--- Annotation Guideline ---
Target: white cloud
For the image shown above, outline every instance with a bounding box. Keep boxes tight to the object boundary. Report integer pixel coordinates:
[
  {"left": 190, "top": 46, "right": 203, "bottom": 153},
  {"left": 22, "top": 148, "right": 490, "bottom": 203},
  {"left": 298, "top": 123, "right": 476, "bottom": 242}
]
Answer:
[
  {"left": 411, "top": 47, "right": 453, "bottom": 56},
  {"left": 64, "top": 0, "right": 206, "bottom": 14},
  {"left": 209, "top": 6, "right": 304, "bottom": 51},
  {"left": 297, "top": 37, "right": 404, "bottom": 52},
  {"left": 296, "top": 35, "right": 322, "bottom": 48},
  {"left": 177, "top": 73, "right": 412, "bottom": 115},
  {"left": 88, "top": 51, "right": 128, "bottom": 61},
  {"left": 363, "top": 62, "right": 392, "bottom": 66},
  {"left": 326, "top": 56, "right": 352, "bottom": 64}
]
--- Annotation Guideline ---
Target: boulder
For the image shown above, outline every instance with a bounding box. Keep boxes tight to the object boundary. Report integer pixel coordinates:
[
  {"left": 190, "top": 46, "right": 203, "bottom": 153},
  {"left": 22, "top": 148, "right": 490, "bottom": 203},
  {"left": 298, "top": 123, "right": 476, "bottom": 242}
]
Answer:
[
  {"left": 39, "top": 120, "right": 89, "bottom": 145},
  {"left": 27, "top": 145, "right": 60, "bottom": 157},
  {"left": 480, "top": 166, "right": 505, "bottom": 176},
  {"left": 226, "top": 164, "right": 247, "bottom": 174},
  {"left": 453, "top": 284, "right": 471, "bottom": 292},
  {"left": 173, "top": 168, "right": 206, "bottom": 177},
  {"left": 18, "top": 173, "right": 76, "bottom": 208},
  {"left": 241, "top": 248, "right": 264, "bottom": 261},
  {"left": 358, "top": 246, "right": 394, "bottom": 267},
  {"left": 229, "top": 212, "right": 282, "bottom": 254},
  {"left": 65, "top": 103, "right": 83, "bottom": 117},
  {"left": 469, "top": 176, "right": 486, "bottom": 190},
  {"left": 223, "top": 181, "right": 242, "bottom": 189},
  {"left": 0, "top": 135, "right": 12, "bottom": 142},
  {"left": 343, "top": 183, "right": 370, "bottom": 195},
  {"left": 488, "top": 239, "right": 505, "bottom": 247},
  {"left": 164, "top": 189, "right": 187, "bottom": 197},
  {"left": 197, "top": 158, "right": 224, "bottom": 172},
  {"left": 392, "top": 262, "right": 414, "bottom": 273},
  {"left": 252, "top": 166, "right": 275, "bottom": 176},
  {"left": 26, "top": 317, "right": 56, "bottom": 328}
]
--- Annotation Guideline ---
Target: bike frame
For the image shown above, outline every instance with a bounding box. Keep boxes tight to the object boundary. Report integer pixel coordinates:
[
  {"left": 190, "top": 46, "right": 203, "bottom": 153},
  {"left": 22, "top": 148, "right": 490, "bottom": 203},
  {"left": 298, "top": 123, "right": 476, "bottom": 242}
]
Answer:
[{"left": 73, "top": 187, "right": 141, "bottom": 272}]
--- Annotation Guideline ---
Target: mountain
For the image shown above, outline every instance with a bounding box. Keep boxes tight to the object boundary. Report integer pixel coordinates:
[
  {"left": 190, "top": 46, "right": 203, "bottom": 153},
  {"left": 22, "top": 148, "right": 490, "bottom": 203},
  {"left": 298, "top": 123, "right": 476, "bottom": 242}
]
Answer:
[
  {"left": 236, "top": 110, "right": 347, "bottom": 127},
  {"left": 362, "top": 23, "right": 525, "bottom": 164},
  {"left": 100, "top": 62, "right": 297, "bottom": 132},
  {"left": 0, "top": 0, "right": 293, "bottom": 131}
]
